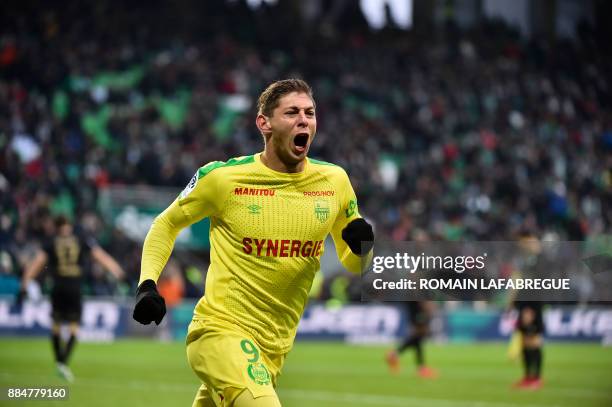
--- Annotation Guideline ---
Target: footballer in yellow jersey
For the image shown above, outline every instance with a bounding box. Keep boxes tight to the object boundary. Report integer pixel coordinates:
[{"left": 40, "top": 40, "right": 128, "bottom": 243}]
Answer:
[{"left": 133, "top": 79, "right": 374, "bottom": 407}]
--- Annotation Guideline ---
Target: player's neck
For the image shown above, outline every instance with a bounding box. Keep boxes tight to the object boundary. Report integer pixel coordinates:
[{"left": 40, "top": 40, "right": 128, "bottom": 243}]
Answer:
[{"left": 260, "top": 151, "right": 306, "bottom": 173}]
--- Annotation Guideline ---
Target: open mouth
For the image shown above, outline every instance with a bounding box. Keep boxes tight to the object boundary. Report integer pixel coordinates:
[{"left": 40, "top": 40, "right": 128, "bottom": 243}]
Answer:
[{"left": 293, "top": 133, "right": 309, "bottom": 153}]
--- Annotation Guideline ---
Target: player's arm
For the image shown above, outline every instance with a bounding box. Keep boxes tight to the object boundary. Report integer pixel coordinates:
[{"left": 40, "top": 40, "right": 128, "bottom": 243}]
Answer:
[
  {"left": 330, "top": 172, "right": 374, "bottom": 274},
  {"left": 17, "top": 249, "right": 48, "bottom": 304},
  {"left": 138, "top": 199, "right": 195, "bottom": 285},
  {"left": 133, "top": 166, "right": 224, "bottom": 325},
  {"left": 91, "top": 246, "right": 125, "bottom": 280},
  {"left": 505, "top": 260, "right": 523, "bottom": 312},
  {"left": 21, "top": 250, "right": 48, "bottom": 288}
]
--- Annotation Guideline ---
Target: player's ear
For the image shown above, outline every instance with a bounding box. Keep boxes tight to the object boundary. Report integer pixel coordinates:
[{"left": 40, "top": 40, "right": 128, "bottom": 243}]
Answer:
[{"left": 256, "top": 113, "right": 271, "bottom": 135}]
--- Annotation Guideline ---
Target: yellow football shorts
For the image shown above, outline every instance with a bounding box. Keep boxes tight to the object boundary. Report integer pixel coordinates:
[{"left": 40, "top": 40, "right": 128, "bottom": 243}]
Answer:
[{"left": 186, "top": 318, "right": 285, "bottom": 407}]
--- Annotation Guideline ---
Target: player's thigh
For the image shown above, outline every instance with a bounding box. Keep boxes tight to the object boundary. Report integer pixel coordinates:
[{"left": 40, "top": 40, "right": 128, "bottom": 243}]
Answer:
[
  {"left": 522, "top": 333, "right": 543, "bottom": 348},
  {"left": 233, "top": 388, "right": 281, "bottom": 407},
  {"left": 413, "top": 322, "right": 429, "bottom": 336},
  {"left": 192, "top": 384, "right": 217, "bottom": 407}
]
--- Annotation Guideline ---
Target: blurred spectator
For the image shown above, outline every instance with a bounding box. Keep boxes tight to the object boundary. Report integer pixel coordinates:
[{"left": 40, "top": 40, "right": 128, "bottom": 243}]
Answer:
[{"left": 157, "top": 260, "right": 185, "bottom": 308}]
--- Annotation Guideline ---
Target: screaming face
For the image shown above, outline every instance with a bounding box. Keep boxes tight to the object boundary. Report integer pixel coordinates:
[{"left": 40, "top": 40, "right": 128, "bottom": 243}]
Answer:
[{"left": 257, "top": 92, "right": 317, "bottom": 172}]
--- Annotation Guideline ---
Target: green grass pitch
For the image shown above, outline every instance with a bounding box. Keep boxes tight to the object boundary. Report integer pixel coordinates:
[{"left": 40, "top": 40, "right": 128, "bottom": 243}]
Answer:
[{"left": 0, "top": 338, "right": 610, "bottom": 406}]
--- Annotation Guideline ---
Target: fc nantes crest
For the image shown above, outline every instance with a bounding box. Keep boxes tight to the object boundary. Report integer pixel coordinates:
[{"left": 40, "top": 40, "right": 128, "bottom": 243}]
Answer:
[
  {"left": 247, "top": 362, "right": 271, "bottom": 385},
  {"left": 314, "top": 200, "right": 330, "bottom": 223}
]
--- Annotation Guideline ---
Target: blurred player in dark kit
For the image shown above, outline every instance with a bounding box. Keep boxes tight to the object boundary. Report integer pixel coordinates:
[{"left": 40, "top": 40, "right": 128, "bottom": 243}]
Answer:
[
  {"left": 512, "top": 302, "right": 545, "bottom": 389},
  {"left": 510, "top": 233, "right": 546, "bottom": 390},
  {"left": 386, "top": 301, "right": 438, "bottom": 378},
  {"left": 20, "top": 216, "right": 124, "bottom": 381}
]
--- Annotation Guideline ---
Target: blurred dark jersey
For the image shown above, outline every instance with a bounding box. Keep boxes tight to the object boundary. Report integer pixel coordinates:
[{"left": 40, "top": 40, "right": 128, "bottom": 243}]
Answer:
[
  {"left": 41, "top": 231, "right": 98, "bottom": 292},
  {"left": 406, "top": 301, "right": 431, "bottom": 326}
]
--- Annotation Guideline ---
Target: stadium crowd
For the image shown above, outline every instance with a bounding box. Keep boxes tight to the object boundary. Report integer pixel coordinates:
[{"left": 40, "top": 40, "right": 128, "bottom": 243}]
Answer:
[{"left": 1, "top": 1, "right": 610, "bottom": 298}]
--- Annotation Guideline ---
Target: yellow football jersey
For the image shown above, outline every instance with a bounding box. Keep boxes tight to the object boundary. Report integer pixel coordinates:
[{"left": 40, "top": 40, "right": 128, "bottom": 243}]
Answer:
[{"left": 140, "top": 153, "right": 368, "bottom": 354}]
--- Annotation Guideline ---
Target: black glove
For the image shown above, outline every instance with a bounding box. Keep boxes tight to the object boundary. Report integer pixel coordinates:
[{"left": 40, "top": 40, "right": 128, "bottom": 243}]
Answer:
[
  {"left": 133, "top": 279, "right": 166, "bottom": 325},
  {"left": 342, "top": 218, "right": 374, "bottom": 255}
]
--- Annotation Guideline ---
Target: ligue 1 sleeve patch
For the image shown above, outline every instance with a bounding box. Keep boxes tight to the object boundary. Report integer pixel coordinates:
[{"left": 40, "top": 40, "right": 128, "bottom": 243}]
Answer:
[
  {"left": 180, "top": 172, "right": 198, "bottom": 199},
  {"left": 345, "top": 199, "right": 357, "bottom": 218}
]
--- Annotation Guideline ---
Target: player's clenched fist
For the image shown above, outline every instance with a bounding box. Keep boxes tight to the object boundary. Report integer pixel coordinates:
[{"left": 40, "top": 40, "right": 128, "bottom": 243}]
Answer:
[
  {"left": 342, "top": 218, "right": 374, "bottom": 255},
  {"left": 133, "top": 279, "right": 166, "bottom": 325}
]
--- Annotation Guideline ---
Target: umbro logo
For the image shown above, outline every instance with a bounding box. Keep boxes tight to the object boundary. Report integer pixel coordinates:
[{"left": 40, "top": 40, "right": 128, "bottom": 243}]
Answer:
[{"left": 247, "top": 204, "right": 262, "bottom": 214}]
